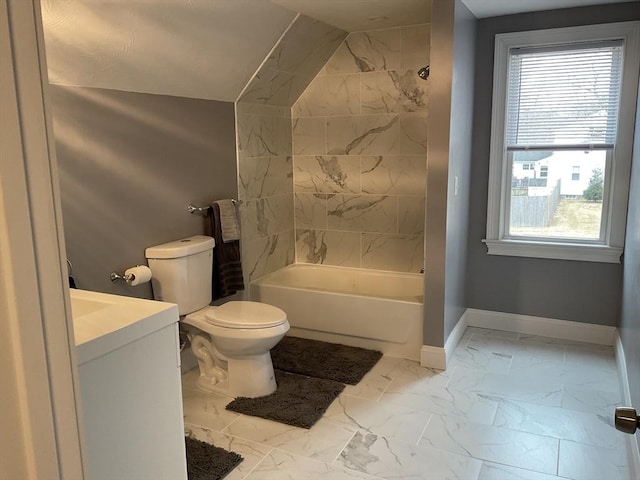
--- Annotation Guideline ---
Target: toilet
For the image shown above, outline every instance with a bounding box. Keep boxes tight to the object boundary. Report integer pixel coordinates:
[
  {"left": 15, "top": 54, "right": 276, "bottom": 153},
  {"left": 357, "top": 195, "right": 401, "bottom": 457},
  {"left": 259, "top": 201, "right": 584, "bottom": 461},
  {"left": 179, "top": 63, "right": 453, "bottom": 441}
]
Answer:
[{"left": 145, "top": 235, "right": 289, "bottom": 398}]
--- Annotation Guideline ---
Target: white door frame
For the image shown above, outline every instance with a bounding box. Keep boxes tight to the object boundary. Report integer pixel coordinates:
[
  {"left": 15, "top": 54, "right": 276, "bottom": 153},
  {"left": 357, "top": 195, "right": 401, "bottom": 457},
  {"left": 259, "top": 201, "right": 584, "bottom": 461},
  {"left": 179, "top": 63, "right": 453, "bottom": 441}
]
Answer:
[{"left": 0, "top": 0, "right": 85, "bottom": 478}]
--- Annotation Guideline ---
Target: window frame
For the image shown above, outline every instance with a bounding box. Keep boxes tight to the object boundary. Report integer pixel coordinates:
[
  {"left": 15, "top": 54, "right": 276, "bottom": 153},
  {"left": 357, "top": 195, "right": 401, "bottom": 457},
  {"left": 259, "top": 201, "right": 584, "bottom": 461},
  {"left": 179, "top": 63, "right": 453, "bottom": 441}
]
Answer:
[{"left": 484, "top": 22, "right": 640, "bottom": 263}]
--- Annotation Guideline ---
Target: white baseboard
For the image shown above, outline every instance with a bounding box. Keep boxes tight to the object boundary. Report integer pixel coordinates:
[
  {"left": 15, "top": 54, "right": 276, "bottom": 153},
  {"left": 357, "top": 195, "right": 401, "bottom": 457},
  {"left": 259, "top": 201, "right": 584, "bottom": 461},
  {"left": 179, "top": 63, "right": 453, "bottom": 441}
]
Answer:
[
  {"left": 444, "top": 312, "right": 469, "bottom": 364},
  {"left": 464, "top": 308, "right": 616, "bottom": 346},
  {"left": 421, "top": 307, "right": 615, "bottom": 368},
  {"left": 420, "top": 345, "right": 446, "bottom": 370},
  {"left": 615, "top": 332, "right": 632, "bottom": 410},
  {"left": 614, "top": 331, "right": 640, "bottom": 478},
  {"left": 420, "top": 311, "right": 469, "bottom": 369}
]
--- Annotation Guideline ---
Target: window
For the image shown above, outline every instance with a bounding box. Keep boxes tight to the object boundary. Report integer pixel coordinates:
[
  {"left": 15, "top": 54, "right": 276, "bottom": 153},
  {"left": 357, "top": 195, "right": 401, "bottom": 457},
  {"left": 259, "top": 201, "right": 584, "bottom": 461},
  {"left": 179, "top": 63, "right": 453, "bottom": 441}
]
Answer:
[
  {"left": 571, "top": 166, "right": 580, "bottom": 182},
  {"left": 484, "top": 22, "right": 640, "bottom": 263},
  {"left": 540, "top": 166, "right": 548, "bottom": 178}
]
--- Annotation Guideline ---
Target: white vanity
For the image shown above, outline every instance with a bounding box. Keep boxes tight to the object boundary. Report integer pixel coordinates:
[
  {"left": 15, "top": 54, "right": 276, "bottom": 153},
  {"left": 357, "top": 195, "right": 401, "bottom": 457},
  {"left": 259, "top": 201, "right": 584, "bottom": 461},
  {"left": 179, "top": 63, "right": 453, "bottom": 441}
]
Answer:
[{"left": 71, "top": 289, "right": 187, "bottom": 480}]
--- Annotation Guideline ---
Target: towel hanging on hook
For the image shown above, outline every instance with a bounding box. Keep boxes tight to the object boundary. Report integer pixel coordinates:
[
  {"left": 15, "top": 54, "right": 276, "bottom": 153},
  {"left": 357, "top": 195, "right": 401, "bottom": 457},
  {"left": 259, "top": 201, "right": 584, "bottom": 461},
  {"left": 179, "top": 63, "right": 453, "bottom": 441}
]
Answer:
[{"left": 188, "top": 199, "right": 236, "bottom": 217}]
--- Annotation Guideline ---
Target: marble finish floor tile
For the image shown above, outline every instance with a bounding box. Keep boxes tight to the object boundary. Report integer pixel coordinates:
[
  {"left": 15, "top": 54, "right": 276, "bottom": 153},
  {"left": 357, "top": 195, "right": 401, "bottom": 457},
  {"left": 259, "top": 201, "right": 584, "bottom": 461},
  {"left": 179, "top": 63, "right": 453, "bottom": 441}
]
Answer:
[
  {"left": 181, "top": 373, "right": 239, "bottom": 432},
  {"left": 341, "top": 368, "right": 394, "bottom": 401},
  {"left": 558, "top": 439, "right": 631, "bottom": 480},
  {"left": 448, "top": 341, "right": 513, "bottom": 374},
  {"left": 323, "top": 393, "right": 430, "bottom": 445},
  {"left": 479, "top": 462, "right": 564, "bottom": 480},
  {"left": 561, "top": 384, "right": 622, "bottom": 416},
  {"left": 246, "top": 448, "right": 383, "bottom": 479},
  {"left": 380, "top": 357, "right": 452, "bottom": 391},
  {"left": 180, "top": 327, "right": 633, "bottom": 479},
  {"left": 379, "top": 383, "right": 501, "bottom": 425},
  {"left": 223, "top": 414, "right": 356, "bottom": 463},
  {"left": 446, "top": 366, "right": 564, "bottom": 407},
  {"left": 466, "top": 334, "right": 566, "bottom": 372},
  {"left": 559, "top": 361, "right": 621, "bottom": 393},
  {"left": 340, "top": 355, "right": 401, "bottom": 400},
  {"left": 337, "top": 431, "right": 483, "bottom": 480},
  {"left": 420, "top": 415, "right": 559, "bottom": 475},
  {"left": 493, "top": 397, "right": 624, "bottom": 449},
  {"left": 461, "top": 327, "right": 521, "bottom": 340}
]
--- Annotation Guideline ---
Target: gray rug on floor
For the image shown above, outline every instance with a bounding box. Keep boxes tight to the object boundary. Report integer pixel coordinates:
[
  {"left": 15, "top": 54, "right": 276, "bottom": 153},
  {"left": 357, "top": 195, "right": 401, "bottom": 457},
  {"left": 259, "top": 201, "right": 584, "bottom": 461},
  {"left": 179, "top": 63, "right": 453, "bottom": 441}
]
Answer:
[
  {"left": 270, "top": 336, "right": 383, "bottom": 385},
  {"left": 225, "top": 369, "right": 345, "bottom": 429},
  {"left": 185, "top": 436, "right": 243, "bottom": 480}
]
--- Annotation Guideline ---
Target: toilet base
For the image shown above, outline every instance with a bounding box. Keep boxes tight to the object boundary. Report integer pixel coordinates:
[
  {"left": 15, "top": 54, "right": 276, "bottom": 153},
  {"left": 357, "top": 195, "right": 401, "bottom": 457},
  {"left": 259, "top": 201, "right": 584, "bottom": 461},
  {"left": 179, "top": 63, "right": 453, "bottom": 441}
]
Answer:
[
  {"left": 181, "top": 308, "right": 287, "bottom": 399},
  {"left": 195, "top": 353, "right": 277, "bottom": 398}
]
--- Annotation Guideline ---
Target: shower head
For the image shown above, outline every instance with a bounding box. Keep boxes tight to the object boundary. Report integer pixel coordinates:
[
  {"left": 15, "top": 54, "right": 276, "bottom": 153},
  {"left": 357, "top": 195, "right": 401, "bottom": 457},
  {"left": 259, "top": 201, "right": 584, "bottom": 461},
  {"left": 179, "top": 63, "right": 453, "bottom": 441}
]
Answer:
[{"left": 418, "top": 66, "right": 430, "bottom": 80}]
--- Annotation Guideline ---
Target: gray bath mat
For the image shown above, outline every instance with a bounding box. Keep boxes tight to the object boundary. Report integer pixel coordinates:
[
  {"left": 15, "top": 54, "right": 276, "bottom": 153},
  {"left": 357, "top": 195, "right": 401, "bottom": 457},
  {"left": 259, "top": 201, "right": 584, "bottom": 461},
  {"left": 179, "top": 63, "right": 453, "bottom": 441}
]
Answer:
[
  {"left": 226, "top": 369, "right": 344, "bottom": 429},
  {"left": 271, "top": 336, "right": 383, "bottom": 385},
  {"left": 185, "top": 436, "right": 243, "bottom": 480}
]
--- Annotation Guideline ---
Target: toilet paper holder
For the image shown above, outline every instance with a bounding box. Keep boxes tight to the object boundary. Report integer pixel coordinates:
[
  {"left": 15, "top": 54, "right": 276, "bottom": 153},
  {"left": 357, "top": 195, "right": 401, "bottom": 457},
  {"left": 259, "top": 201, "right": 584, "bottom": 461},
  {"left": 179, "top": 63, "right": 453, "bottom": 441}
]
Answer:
[
  {"left": 110, "top": 265, "right": 152, "bottom": 286},
  {"left": 110, "top": 270, "right": 135, "bottom": 283}
]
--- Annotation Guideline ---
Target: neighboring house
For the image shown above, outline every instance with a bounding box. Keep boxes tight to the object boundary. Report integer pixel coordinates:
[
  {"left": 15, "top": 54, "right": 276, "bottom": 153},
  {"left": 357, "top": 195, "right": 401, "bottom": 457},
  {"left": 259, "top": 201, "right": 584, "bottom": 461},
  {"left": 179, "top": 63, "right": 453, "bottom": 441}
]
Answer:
[{"left": 513, "top": 150, "right": 605, "bottom": 197}]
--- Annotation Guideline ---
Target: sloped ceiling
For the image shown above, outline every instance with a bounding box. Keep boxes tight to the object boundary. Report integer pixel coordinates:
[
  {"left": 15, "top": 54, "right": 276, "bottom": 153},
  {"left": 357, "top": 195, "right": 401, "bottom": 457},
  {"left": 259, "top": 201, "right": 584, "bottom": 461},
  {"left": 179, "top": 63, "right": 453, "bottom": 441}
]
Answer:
[
  {"left": 41, "top": 0, "right": 296, "bottom": 102},
  {"left": 271, "top": 0, "right": 431, "bottom": 32},
  {"left": 42, "top": 0, "right": 635, "bottom": 102}
]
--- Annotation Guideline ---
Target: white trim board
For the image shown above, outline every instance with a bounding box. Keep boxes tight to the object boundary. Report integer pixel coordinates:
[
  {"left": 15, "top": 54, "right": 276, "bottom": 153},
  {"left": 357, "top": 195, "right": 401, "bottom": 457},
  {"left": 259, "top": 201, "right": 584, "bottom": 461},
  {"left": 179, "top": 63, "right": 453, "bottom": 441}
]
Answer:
[
  {"left": 464, "top": 308, "right": 616, "bottom": 346},
  {"left": 614, "top": 332, "right": 640, "bottom": 479},
  {"left": 420, "top": 308, "right": 616, "bottom": 369},
  {"left": 420, "top": 311, "right": 469, "bottom": 369}
]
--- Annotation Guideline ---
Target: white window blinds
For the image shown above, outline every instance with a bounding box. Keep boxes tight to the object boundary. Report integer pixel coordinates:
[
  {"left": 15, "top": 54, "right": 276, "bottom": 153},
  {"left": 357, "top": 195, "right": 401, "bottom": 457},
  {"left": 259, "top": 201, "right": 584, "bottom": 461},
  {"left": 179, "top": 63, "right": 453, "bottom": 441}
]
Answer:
[{"left": 506, "top": 40, "right": 623, "bottom": 150}]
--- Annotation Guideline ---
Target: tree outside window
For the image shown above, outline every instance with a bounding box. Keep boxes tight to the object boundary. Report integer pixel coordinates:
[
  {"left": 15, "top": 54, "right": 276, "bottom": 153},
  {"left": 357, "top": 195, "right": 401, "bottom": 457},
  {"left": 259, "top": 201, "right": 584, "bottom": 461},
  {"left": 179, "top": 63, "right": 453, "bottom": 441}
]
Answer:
[{"left": 583, "top": 167, "right": 604, "bottom": 202}]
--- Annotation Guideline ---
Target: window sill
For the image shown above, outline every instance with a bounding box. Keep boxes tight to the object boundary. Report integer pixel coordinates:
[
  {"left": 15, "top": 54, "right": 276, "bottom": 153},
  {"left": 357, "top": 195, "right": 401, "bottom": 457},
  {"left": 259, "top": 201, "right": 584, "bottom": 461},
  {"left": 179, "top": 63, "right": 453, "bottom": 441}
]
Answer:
[{"left": 482, "top": 239, "right": 622, "bottom": 263}]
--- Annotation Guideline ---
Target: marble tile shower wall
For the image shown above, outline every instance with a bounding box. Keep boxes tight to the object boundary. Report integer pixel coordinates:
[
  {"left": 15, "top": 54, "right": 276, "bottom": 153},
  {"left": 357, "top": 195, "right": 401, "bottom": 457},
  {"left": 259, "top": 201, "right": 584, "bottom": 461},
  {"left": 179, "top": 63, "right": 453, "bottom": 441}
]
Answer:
[
  {"left": 236, "top": 16, "right": 347, "bottom": 283},
  {"left": 236, "top": 102, "right": 296, "bottom": 284},
  {"left": 292, "top": 25, "right": 430, "bottom": 272}
]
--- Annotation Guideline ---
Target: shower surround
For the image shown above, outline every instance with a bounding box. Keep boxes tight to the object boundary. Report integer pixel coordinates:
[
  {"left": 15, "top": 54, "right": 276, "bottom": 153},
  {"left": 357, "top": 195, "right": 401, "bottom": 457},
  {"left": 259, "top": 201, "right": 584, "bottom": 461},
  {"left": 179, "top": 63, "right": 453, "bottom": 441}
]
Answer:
[
  {"left": 293, "top": 24, "right": 430, "bottom": 272},
  {"left": 235, "top": 15, "right": 347, "bottom": 284},
  {"left": 236, "top": 18, "right": 430, "bottom": 283}
]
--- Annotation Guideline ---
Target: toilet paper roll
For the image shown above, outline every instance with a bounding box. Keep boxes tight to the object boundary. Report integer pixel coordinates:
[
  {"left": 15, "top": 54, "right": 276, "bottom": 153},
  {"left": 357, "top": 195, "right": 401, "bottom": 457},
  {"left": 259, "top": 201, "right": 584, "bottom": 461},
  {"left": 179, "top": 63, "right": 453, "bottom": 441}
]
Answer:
[{"left": 125, "top": 265, "right": 152, "bottom": 286}]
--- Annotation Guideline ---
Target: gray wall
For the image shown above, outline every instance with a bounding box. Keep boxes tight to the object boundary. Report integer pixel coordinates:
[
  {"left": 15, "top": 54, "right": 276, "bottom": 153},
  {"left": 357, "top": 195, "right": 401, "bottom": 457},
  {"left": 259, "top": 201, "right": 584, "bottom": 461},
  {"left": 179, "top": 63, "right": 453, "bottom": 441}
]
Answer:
[
  {"left": 424, "top": 0, "right": 453, "bottom": 347},
  {"left": 620, "top": 81, "right": 640, "bottom": 453},
  {"left": 465, "top": 3, "right": 640, "bottom": 326},
  {"left": 50, "top": 85, "right": 237, "bottom": 298},
  {"left": 424, "top": 0, "right": 476, "bottom": 347},
  {"left": 444, "top": 0, "right": 476, "bottom": 343}
]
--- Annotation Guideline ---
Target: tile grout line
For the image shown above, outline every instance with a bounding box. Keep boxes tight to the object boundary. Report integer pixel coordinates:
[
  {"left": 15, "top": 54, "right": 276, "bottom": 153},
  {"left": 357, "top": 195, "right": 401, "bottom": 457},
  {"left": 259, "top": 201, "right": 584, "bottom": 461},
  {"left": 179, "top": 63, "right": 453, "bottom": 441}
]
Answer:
[
  {"left": 415, "top": 413, "right": 434, "bottom": 447},
  {"left": 556, "top": 437, "right": 561, "bottom": 478},
  {"left": 239, "top": 445, "right": 276, "bottom": 480},
  {"left": 328, "top": 429, "right": 358, "bottom": 466}
]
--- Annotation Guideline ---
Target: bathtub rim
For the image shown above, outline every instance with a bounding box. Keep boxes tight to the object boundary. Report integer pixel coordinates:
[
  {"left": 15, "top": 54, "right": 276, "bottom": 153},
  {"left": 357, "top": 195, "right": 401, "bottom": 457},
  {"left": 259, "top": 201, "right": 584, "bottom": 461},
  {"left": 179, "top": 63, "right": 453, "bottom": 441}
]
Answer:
[
  {"left": 251, "top": 262, "right": 425, "bottom": 282},
  {"left": 250, "top": 263, "right": 425, "bottom": 305}
]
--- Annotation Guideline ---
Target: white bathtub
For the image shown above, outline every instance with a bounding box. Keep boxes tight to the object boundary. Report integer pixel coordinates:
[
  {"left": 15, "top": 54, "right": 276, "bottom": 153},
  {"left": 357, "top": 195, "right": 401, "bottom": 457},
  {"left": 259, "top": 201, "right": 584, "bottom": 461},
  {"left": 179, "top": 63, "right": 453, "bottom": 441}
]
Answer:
[{"left": 250, "top": 264, "right": 423, "bottom": 360}]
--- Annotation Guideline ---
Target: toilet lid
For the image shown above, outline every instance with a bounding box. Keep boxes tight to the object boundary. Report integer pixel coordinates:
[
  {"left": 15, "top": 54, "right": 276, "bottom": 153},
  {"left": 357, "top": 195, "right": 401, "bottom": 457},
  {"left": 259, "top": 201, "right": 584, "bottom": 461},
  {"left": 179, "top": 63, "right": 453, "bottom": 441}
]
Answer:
[{"left": 205, "top": 301, "right": 287, "bottom": 328}]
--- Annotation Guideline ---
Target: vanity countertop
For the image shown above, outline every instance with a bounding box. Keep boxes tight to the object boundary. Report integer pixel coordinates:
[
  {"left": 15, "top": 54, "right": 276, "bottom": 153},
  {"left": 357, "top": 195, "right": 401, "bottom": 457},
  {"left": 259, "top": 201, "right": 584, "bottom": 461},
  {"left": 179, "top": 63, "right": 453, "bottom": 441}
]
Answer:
[{"left": 70, "top": 289, "right": 179, "bottom": 365}]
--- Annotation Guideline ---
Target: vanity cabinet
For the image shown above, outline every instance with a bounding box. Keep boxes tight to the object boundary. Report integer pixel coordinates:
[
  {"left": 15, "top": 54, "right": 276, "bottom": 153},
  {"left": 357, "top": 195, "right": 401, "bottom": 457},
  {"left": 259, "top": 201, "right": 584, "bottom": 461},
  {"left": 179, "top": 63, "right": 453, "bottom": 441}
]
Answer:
[{"left": 72, "top": 289, "right": 187, "bottom": 480}]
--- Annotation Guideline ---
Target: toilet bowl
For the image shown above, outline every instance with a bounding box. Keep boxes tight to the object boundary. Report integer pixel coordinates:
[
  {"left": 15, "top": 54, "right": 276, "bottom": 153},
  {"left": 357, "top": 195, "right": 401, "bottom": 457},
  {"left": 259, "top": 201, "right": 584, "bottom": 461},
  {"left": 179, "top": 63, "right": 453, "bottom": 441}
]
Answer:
[
  {"left": 145, "top": 235, "right": 289, "bottom": 398},
  {"left": 182, "top": 301, "right": 289, "bottom": 397}
]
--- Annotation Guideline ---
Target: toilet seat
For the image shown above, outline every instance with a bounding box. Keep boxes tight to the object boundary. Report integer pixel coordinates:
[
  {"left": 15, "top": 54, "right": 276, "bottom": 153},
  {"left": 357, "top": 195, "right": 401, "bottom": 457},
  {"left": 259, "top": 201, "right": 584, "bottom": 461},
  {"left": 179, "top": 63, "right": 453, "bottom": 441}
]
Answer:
[{"left": 204, "top": 301, "right": 287, "bottom": 329}]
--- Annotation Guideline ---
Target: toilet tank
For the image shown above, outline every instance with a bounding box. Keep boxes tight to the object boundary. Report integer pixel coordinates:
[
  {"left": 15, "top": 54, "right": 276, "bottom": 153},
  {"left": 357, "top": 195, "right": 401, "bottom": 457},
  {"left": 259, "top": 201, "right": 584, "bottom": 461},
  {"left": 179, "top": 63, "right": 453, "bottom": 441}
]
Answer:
[{"left": 145, "top": 235, "right": 215, "bottom": 315}]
